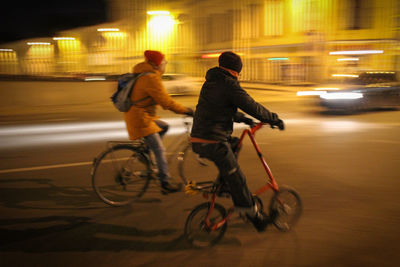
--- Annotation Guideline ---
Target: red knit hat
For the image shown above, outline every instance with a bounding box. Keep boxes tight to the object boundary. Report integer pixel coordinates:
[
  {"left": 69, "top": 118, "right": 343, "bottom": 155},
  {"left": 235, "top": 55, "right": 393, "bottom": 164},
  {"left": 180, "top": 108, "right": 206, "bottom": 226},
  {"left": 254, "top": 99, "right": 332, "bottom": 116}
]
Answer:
[{"left": 144, "top": 50, "right": 165, "bottom": 66}]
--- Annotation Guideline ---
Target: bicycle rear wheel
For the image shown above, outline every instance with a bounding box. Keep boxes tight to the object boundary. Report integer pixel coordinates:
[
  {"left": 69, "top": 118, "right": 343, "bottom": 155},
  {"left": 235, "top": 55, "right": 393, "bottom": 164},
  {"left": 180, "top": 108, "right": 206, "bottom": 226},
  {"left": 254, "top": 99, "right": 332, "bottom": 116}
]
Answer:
[
  {"left": 91, "top": 145, "right": 151, "bottom": 206},
  {"left": 269, "top": 186, "right": 302, "bottom": 232},
  {"left": 184, "top": 202, "right": 227, "bottom": 248},
  {"left": 178, "top": 143, "right": 219, "bottom": 184}
]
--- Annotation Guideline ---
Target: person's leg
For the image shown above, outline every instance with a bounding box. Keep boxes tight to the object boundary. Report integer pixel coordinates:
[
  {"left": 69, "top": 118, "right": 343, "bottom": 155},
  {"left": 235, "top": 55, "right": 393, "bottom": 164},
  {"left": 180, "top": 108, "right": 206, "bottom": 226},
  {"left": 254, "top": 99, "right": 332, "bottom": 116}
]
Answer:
[
  {"left": 144, "top": 133, "right": 169, "bottom": 180},
  {"left": 192, "top": 142, "right": 269, "bottom": 232},
  {"left": 144, "top": 133, "right": 180, "bottom": 193},
  {"left": 154, "top": 120, "right": 169, "bottom": 139},
  {"left": 192, "top": 142, "right": 254, "bottom": 211}
]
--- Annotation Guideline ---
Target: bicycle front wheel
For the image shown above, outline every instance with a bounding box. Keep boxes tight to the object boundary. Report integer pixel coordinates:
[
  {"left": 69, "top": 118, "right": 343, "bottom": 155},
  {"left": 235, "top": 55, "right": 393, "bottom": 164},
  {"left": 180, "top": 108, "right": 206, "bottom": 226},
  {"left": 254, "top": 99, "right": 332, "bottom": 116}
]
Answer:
[
  {"left": 92, "top": 145, "right": 151, "bottom": 206},
  {"left": 178, "top": 143, "right": 219, "bottom": 184},
  {"left": 269, "top": 186, "right": 302, "bottom": 232},
  {"left": 184, "top": 202, "right": 227, "bottom": 248}
]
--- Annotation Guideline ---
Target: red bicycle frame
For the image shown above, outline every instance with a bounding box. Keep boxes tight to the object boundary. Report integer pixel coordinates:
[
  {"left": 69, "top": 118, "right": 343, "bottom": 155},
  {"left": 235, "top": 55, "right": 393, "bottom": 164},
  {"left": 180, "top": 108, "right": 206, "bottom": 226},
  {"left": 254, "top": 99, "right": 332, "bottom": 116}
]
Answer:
[
  {"left": 204, "top": 122, "right": 279, "bottom": 230},
  {"left": 236, "top": 122, "right": 279, "bottom": 194}
]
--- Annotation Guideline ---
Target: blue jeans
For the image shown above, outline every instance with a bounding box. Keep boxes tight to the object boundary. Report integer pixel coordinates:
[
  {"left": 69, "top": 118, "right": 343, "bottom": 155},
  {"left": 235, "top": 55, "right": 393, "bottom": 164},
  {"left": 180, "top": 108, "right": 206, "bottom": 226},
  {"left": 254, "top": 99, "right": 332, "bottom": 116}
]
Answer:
[{"left": 144, "top": 120, "right": 170, "bottom": 182}]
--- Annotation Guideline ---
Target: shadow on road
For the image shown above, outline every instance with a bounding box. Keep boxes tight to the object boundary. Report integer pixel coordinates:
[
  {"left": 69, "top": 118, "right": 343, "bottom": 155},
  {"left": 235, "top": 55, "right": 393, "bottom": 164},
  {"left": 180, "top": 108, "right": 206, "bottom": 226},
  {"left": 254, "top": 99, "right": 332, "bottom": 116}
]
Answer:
[
  {"left": 0, "top": 178, "right": 102, "bottom": 210},
  {"left": 0, "top": 177, "right": 242, "bottom": 252},
  {"left": 0, "top": 215, "right": 241, "bottom": 252}
]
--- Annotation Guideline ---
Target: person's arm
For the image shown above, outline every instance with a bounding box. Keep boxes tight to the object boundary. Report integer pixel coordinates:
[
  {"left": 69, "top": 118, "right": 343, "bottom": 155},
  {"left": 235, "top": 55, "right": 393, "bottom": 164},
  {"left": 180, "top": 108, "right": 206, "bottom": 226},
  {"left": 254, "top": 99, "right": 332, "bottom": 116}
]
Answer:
[
  {"left": 234, "top": 111, "right": 255, "bottom": 126},
  {"left": 229, "top": 80, "right": 276, "bottom": 123},
  {"left": 144, "top": 74, "right": 190, "bottom": 114}
]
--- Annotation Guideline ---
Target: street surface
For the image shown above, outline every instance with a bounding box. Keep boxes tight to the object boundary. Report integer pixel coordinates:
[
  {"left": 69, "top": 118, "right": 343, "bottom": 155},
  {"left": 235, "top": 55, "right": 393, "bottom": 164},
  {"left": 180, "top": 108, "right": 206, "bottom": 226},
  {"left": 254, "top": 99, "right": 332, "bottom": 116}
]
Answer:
[{"left": 1, "top": 81, "right": 400, "bottom": 266}]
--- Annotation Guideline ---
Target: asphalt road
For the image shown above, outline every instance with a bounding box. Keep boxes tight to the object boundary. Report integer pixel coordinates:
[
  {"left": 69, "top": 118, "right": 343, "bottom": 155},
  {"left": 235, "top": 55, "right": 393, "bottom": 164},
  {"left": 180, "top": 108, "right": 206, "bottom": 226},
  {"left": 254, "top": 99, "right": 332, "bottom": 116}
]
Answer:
[{"left": 1, "top": 82, "right": 400, "bottom": 266}]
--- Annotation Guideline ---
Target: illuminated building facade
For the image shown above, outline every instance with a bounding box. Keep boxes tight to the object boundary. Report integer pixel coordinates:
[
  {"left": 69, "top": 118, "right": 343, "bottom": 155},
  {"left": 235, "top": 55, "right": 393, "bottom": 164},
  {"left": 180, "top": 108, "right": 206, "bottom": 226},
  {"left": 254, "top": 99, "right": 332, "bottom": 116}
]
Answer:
[{"left": 0, "top": 0, "right": 398, "bottom": 83}]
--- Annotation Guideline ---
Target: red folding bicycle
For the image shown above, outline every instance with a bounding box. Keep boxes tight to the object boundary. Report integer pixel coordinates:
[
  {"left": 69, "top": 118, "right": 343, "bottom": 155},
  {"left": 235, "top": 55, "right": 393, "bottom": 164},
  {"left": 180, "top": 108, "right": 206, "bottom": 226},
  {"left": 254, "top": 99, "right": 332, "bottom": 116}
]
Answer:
[{"left": 184, "top": 121, "right": 302, "bottom": 247}]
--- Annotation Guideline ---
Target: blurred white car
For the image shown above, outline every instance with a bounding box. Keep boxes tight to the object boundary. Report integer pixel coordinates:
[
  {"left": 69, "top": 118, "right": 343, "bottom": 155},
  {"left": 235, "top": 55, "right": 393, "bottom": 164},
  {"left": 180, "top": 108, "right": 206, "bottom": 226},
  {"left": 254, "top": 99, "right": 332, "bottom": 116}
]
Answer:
[{"left": 161, "top": 73, "right": 197, "bottom": 95}]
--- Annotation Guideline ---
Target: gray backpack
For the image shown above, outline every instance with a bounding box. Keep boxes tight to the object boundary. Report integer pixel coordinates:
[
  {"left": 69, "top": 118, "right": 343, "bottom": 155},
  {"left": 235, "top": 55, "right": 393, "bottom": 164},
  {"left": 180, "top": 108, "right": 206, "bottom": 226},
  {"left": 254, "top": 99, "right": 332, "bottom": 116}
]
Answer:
[{"left": 111, "top": 72, "right": 152, "bottom": 112}]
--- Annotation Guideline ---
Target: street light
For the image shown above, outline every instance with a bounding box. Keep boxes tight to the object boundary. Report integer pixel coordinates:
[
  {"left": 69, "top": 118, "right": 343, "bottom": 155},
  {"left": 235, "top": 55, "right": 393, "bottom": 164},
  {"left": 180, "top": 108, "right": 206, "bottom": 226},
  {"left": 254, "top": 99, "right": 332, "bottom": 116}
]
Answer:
[
  {"left": 97, "top": 28, "right": 120, "bottom": 32},
  {"left": 146, "top": 10, "right": 177, "bottom": 51},
  {"left": 53, "top": 37, "right": 76, "bottom": 40}
]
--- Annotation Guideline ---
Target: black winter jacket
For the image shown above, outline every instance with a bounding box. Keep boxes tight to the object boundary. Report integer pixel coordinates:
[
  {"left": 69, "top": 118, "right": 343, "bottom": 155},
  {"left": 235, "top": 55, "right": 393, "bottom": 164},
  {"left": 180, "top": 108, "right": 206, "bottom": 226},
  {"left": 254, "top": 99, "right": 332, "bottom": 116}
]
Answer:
[{"left": 191, "top": 67, "right": 275, "bottom": 141}]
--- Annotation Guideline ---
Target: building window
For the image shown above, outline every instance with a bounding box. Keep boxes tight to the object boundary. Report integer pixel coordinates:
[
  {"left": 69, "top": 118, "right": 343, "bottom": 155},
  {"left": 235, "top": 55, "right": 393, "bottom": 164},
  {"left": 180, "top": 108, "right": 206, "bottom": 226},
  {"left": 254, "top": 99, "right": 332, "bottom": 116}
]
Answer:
[{"left": 264, "top": 0, "right": 284, "bottom": 36}]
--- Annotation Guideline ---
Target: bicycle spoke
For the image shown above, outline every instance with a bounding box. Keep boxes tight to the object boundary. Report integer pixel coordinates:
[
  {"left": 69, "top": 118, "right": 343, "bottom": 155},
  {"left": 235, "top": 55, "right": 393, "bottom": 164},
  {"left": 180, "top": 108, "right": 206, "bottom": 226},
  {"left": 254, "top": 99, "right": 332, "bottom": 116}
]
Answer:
[
  {"left": 92, "top": 145, "right": 151, "bottom": 206},
  {"left": 269, "top": 187, "right": 302, "bottom": 232},
  {"left": 184, "top": 202, "right": 227, "bottom": 247}
]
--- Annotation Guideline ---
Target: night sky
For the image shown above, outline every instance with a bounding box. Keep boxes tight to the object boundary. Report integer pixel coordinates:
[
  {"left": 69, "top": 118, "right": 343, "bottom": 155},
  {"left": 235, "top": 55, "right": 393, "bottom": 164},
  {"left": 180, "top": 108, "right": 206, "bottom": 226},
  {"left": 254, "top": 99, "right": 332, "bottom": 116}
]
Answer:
[{"left": 0, "top": 0, "right": 108, "bottom": 44}]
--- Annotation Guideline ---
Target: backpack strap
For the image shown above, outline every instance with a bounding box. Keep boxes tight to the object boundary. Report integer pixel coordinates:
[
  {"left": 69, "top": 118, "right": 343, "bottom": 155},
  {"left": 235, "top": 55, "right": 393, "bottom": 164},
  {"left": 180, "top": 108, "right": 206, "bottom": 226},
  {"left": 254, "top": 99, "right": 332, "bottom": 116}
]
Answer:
[{"left": 130, "top": 72, "right": 154, "bottom": 107}]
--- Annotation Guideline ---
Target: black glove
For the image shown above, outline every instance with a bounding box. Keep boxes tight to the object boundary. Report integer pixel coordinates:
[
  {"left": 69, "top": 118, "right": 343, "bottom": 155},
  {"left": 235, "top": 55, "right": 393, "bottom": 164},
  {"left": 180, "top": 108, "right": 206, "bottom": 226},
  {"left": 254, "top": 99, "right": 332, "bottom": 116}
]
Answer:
[
  {"left": 185, "top": 107, "right": 194, "bottom": 117},
  {"left": 270, "top": 112, "right": 279, "bottom": 123},
  {"left": 274, "top": 119, "right": 285, "bottom": 130},
  {"left": 268, "top": 113, "right": 285, "bottom": 130},
  {"left": 242, "top": 117, "right": 255, "bottom": 127}
]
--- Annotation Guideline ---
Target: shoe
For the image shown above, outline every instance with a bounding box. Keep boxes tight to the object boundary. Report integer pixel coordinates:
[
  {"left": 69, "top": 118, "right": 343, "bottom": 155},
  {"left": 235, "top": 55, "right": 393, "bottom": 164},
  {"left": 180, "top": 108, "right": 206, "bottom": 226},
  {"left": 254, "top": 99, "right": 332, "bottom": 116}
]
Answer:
[
  {"left": 161, "top": 181, "right": 182, "bottom": 194},
  {"left": 246, "top": 210, "right": 270, "bottom": 232}
]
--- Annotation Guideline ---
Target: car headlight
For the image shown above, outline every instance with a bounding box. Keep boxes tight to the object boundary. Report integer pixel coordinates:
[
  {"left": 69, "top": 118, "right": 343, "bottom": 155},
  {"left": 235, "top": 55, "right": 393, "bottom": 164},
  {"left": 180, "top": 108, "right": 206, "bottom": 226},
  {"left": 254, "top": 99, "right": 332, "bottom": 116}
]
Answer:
[{"left": 320, "top": 92, "right": 363, "bottom": 100}]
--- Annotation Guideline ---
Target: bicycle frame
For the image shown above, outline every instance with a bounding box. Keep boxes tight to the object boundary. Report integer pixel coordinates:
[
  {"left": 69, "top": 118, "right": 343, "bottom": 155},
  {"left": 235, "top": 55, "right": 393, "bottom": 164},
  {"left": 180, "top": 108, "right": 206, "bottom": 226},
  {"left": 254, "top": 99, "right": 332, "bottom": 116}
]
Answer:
[
  {"left": 203, "top": 122, "right": 279, "bottom": 231},
  {"left": 236, "top": 123, "right": 279, "bottom": 194}
]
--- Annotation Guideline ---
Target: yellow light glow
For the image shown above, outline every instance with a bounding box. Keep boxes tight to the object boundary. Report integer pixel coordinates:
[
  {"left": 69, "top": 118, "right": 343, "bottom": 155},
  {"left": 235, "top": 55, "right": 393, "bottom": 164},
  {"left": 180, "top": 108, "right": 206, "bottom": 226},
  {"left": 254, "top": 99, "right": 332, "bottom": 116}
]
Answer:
[
  {"left": 147, "top": 10, "right": 170, "bottom": 15},
  {"left": 27, "top": 42, "right": 51, "bottom": 45},
  {"left": 201, "top": 53, "right": 244, "bottom": 59},
  {"left": 57, "top": 39, "right": 81, "bottom": 53},
  {"left": 297, "top": 91, "right": 326, "bottom": 96},
  {"left": 104, "top": 32, "right": 127, "bottom": 38},
  {"left": 201, "top": 53, "right": 221, "bottom": 59},
  {"left": 337, "top": 58, "right": 359, "bottom": 61},
  {"left": 329, "top": 50, "right": 383, "bottom": 55},
  {"left": 314, "top": 88, "right": 340, "bottom": 91},
  {"left": 53, "top": 37, "right": 75, "bottom": 40},
  {"left": 147, "top": 13, "right": 177, "bottom": 51},
  {"left": 148, "top": 15, "right": 176, "bottom": 34},
  {"left": 332, "top": 74, "right": 359, "bottom": 78},
  {"left": 27, "top": 45, "right": 54, "bottom": 59},
  {"left": 366, "top": 71, "right": 395, "bottom": 74},
  {"left": 320, "top": 92, "right": 363, "bottom": 100},
  {"left": 97, "top": 28, "right": 119, "bottom": 32}
]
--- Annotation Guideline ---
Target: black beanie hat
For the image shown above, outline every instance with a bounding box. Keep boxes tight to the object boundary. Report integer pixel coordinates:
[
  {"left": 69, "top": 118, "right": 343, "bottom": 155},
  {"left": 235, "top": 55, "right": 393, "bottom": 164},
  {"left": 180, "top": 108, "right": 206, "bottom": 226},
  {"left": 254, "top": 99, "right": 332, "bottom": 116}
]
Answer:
[{"left": 218, "top": 51, "right": 243, "bottom": 73}]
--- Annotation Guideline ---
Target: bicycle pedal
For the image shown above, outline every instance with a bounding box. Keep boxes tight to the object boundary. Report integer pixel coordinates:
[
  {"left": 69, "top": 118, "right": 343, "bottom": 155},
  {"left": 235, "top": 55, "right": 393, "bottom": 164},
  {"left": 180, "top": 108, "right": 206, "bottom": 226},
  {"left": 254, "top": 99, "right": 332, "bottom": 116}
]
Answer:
[{"left": 185, "top": 182, "right": 199, "bottom": 195}]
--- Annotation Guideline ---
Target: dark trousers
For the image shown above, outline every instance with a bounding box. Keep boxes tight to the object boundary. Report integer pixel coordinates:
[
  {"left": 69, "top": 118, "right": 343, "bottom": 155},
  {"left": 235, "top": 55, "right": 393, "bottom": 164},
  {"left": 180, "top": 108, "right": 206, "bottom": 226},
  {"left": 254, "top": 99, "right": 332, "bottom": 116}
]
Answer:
[{"left": 192, "top": 141, "right": 254, "bottom": 210}]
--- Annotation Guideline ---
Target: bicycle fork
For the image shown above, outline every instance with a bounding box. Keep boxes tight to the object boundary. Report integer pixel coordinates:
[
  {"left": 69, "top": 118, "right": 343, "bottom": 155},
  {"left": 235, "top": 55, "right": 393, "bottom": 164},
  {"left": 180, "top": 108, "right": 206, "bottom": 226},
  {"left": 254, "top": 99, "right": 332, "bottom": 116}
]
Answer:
[{"left": 204, "top": 193, "right": 234, "bottom": 231}]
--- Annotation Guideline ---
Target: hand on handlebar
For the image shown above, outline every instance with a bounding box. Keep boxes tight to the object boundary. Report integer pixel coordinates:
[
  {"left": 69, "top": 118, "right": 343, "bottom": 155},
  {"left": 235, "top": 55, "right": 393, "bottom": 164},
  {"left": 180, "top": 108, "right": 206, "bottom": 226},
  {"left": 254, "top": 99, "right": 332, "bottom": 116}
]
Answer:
[
  {"left": 266, "top": 112, "right": 285, "bottom": 130},
  {"left": 185, "top": 107, "right": 194, "bottom": 117},
  {"left": 270, "top": 119, "right": 285, "bottom": 130},
  {"left": 241, "top": 117, "right": 256, "bottom": 127}
]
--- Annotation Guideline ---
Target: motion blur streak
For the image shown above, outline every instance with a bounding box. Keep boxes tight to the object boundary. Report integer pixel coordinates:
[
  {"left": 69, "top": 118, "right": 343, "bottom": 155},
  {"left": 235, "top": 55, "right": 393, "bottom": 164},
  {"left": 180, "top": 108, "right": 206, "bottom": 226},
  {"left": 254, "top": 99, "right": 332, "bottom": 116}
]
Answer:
[
  {"left": 0, "top": 118, "right": 389, "bottom": 149},
  {"left": 320, "top": 121, "right": 382, "bottom": 133},
  {"left": 0, "top": 118, "right": 194, "bottom": 149},
  {"left": 0, "top": 118, "right": 188, "bottom": 136}
]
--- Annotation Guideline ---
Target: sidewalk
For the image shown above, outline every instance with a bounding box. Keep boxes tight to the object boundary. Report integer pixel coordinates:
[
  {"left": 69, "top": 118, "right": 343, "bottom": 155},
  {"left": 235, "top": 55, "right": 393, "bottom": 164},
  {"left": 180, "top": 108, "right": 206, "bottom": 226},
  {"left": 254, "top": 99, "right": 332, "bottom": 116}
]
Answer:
[
  {"left": 192, "top": 77, "right": 315, "bottom": 93},
  {"left": 0, "top": 81, "right": 310, "bottom": 119}
]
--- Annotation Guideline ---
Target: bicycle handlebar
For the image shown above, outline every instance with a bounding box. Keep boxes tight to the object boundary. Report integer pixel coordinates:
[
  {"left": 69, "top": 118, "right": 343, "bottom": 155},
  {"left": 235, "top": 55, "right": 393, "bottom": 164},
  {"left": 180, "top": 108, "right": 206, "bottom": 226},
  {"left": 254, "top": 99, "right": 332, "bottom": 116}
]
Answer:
[{"left": 244, "top": 119, "right": 285, "bottom": 131}]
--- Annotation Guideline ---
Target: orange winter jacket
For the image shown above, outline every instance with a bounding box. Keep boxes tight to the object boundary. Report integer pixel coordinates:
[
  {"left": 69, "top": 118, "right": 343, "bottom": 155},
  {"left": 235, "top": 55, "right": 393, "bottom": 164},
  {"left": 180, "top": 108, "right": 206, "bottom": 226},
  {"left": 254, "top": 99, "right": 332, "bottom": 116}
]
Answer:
[{"left": 123, "top": 62, "right": 189, "bottom": 140}]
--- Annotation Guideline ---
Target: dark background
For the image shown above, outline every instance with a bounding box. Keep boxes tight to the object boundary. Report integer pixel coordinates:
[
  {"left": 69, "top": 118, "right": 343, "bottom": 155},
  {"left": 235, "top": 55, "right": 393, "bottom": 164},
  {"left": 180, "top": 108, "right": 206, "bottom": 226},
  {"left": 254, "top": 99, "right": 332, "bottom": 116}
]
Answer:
[{"left": 0, "top": 0, "right": 108, "bottom": 44}]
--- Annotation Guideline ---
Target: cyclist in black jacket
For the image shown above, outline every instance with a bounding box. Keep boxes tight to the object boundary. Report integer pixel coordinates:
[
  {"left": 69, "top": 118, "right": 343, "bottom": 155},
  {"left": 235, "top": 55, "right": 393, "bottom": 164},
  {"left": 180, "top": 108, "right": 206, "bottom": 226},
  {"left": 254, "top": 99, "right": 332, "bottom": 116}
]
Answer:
[{"left": 190, "top": 51, "right": 284, "bottom": 232}]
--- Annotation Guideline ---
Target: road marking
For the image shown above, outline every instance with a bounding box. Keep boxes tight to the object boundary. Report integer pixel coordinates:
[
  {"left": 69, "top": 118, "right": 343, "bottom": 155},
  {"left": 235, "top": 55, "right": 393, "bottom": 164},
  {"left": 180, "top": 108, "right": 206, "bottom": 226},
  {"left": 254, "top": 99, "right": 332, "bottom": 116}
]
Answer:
[{"left": 0, "top": 161, "right": 93, "bottom": 174}]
